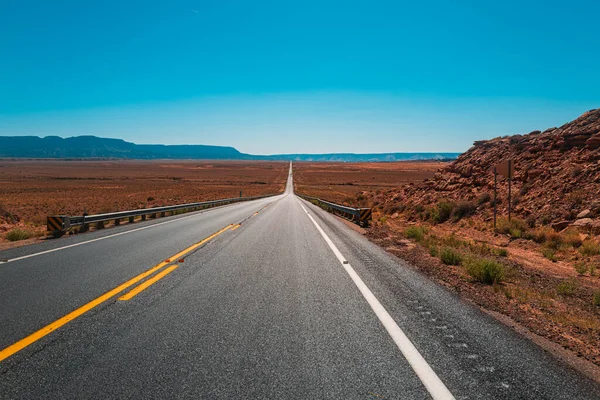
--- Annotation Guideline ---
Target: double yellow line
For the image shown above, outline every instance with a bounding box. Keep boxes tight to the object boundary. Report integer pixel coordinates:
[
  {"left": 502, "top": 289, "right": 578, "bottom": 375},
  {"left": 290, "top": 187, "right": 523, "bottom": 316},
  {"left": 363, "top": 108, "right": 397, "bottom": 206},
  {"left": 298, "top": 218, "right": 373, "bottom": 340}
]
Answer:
[{"left": 0, "top": 224, "right": 233, "bottom": 363}]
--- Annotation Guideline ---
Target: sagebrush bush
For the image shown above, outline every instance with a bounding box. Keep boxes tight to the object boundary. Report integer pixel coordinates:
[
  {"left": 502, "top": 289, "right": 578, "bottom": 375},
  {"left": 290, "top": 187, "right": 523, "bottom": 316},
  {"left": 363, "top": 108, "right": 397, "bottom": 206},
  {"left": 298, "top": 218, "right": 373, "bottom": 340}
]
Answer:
[
  {"left": 593, "top": 291, "right": 600, "bottom": 307},
  {"left": 557, "top": 279, "right": 577, "bottom": 296},
  {"left": 452, "top": 201, "right": 476, "bottom": 221},
  {"left": 561, "top": 229, "right": 583, "bottom": 248},
  {"left": 496, "top": 218, "right": 529, "bottom": 238},
  {"left": 432, "top": 201, "right": 455, "bottom": 224},
  {"left": 542, "top": 248, "right": 557, "bottom": 262},
  {"left": 405, "top": 226, "right": 426, "bottom": 242},
  {"left": 580, "top": 240, "right": 600, "bottom": 256},
  {"left": 491, "top": 247, "right": 508, "bottom": 257},
  {"left": 5, "top": 228, "right": 32, "bottom": 242},
  {"left": 465, "top": 257, "right": 504, "bottom": 284},
  {"left": 574, "top": 262, "right": 588, "bottom": 275},
  {"left": 439, "top": 247, "right": 463, "bottom": 266},
  {"left": 532, "top": 226, "right": 560, "bottom": 246}
]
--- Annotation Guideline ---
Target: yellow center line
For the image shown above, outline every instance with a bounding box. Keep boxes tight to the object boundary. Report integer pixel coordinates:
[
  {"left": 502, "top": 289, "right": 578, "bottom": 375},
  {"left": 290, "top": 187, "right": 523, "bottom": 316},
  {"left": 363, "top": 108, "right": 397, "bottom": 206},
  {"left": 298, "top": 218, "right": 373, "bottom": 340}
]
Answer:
[
  {"left": 0, "top": 224, "right": 232, "bottom": 363},
  {"left": 231, "top": 224, "right": 241, "bottom": 231},
  {"left": 118, "top": 265, "right": 179, "bottom": 301}
]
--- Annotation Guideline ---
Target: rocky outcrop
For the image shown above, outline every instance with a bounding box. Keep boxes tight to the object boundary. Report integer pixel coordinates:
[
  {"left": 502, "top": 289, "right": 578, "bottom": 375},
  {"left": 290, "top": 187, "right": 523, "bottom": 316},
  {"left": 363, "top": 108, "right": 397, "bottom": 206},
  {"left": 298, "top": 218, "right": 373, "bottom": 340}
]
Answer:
[{"left": 373, "top": 109, "right": 600, "bottom": 226}]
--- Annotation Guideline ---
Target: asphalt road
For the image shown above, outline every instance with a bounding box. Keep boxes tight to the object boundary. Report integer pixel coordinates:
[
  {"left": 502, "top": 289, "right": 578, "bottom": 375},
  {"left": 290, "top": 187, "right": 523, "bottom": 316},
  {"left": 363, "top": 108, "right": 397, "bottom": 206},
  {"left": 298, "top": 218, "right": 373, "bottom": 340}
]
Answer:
[{"left": 1, "top": 164, "right": 599, "bottom": 399}]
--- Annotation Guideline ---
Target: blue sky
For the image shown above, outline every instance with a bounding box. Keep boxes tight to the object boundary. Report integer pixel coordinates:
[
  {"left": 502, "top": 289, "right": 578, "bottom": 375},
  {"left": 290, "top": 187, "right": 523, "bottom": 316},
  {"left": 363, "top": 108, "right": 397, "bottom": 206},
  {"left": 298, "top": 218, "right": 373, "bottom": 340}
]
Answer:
[{"left": 1, "top": 0, "right": 598, "bottom": 154}]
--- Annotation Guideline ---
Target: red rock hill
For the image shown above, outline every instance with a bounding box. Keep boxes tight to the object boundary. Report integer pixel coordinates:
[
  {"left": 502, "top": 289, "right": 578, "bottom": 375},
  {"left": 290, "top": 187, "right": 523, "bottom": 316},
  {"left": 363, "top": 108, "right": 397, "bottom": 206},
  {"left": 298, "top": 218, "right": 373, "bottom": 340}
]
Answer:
[{"left": 376, "top": 109, "right": 600, "bottom": 228}]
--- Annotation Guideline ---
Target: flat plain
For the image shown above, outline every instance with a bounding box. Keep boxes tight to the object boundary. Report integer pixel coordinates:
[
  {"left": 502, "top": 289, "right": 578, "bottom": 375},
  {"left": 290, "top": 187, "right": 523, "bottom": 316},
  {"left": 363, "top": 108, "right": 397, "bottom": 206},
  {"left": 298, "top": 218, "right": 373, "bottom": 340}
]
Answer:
[
  {"left": 292, "top": 161, "right": 446, "bottom": 205},
  {"left": 0, "top": 160, "right": 288, "bottom": 244}
]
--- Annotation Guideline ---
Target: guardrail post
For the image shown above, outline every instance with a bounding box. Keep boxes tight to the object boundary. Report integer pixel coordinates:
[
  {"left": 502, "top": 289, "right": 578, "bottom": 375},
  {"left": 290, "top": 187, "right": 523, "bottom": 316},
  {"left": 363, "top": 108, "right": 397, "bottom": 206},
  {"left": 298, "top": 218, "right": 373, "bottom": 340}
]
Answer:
[
  {"left": 160, "top": 212, "right": 166, "bottom": 218},
  {"left": 141, "top": 215, "right": 146, "bottom": 221},
  {"left": 129, "top": 216, "right": 134, "bottom": 223},
  {"left": 114, "top": 218, "right": 120, "bottom": 226}
]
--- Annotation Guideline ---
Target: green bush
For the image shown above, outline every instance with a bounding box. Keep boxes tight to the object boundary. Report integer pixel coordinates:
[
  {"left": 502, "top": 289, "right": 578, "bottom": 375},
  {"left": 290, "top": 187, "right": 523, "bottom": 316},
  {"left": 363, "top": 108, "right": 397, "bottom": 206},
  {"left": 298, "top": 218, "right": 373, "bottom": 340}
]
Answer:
[
  {"left": 542, "top": 248, "right": 557, "bottom": 262},
  {"left": 580, "top": 240, "right": 600, "bottom": 256},
  {"left": 439, "top": 247, "right": 463, "bottom": 266},
  {"left": 497, "top": 218, "right": 529, "bottom": 238},
  {"left": 465, "top": 257, "right": 505, "bottom": 284},
  {"left": 405, "top": 226, "right": 426, "bottom": 242},
  {"left": 5, "top": 228, "right": 32, "bottom": 242},
  {"left": 491, "top": 247, "right": 508, "bottom": 257},
  {"left": 452, "top": 201, "right": 476, "bottom": 221},
  {"left": 574, "top": 262, "right": 588, "bottom": 275},
  {"left": 432, "top": 201, "right": 455, "bottom": 224},
  {"left": 429, "top": 246, "right": 438, "bottom": 257},
  {"left": 556, "top": 279, "right": 577, "bottom": 296},
  {"left": 593, "top": 291, "right": 600, "bottom": 307}
]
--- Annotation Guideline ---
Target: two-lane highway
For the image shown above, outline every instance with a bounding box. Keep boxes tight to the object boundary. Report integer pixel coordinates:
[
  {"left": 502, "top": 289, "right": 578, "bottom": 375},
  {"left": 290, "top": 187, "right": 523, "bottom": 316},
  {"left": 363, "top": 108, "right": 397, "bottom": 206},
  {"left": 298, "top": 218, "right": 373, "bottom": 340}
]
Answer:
[{"left": 1, "top": 164, "right": 599, "bottom": 399}]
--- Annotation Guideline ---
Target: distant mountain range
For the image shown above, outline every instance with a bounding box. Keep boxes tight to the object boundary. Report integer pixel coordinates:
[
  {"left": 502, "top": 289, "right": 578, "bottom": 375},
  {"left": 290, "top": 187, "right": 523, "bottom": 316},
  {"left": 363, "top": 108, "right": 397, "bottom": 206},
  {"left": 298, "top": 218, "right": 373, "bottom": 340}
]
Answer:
[{"left": 0, "top": 135, "right": 460, "bottom": 162}]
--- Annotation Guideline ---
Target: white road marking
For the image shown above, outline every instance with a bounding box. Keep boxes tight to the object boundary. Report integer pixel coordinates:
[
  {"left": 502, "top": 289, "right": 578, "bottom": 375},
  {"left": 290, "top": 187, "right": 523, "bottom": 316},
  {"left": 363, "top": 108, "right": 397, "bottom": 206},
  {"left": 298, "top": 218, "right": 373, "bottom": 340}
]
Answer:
[
  {"left": 297, "top": 199, "right": 455, "bottom": 400},
  {"left": 1, "top": 200, "right": 273, "bottom": 264}
]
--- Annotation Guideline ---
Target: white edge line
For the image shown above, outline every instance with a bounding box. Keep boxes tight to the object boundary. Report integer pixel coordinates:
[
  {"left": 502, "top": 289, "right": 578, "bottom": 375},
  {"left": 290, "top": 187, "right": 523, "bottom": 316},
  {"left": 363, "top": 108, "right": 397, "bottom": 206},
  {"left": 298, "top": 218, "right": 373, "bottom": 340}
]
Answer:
[
  {"left": 2, "top": 199, "right": 275, "bottom": 264},
  {"left": 297, "top": 199, "right": 455, "bottom": 400}
]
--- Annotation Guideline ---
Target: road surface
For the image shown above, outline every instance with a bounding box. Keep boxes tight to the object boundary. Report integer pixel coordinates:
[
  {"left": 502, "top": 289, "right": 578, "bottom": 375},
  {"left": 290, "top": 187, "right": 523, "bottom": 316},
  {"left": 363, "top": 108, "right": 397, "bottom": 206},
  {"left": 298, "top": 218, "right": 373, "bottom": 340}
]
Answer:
[{"left": 1, "top": 164, "right": 599, "bottom": 399}]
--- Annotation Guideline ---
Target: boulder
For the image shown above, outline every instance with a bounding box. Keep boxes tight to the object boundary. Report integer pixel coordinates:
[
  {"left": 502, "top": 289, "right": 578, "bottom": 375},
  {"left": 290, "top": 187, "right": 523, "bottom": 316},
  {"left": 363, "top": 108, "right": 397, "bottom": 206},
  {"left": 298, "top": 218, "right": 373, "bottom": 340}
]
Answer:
[
  {"left": 552, "top": 220, "right": 570, "bottom": 231},
  {"left": 576, "top": 209, "right": 591, "bottom": 219}
]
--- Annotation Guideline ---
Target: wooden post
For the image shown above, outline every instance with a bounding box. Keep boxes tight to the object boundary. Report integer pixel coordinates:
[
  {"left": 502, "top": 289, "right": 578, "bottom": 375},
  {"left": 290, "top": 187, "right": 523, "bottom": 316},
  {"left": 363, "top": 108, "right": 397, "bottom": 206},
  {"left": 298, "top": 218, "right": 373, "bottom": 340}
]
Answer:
[
  {"left": 493, "top": 167, "right": 497, "bottom": 232},
  {"left": 508, "top": 160, "right": 512, "bottom": 222}
]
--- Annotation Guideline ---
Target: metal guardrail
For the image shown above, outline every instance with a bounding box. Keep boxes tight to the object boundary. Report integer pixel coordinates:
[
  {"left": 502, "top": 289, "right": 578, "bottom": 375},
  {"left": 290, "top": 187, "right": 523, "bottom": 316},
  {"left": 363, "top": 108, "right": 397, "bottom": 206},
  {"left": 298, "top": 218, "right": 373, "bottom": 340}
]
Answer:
[
  {"left": 297, "top": 194, "right": 372, "bottom": 227},
  {"left": 47, "top": 194, "right": 278, "bottom": 236}
]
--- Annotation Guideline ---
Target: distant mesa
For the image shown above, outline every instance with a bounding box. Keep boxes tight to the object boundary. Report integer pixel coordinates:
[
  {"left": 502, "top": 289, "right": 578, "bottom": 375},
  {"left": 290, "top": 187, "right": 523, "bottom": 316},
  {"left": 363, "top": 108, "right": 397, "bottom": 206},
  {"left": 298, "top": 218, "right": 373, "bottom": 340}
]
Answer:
[{"left": 0, "top": 135, "right": 460, "bottom": 162}]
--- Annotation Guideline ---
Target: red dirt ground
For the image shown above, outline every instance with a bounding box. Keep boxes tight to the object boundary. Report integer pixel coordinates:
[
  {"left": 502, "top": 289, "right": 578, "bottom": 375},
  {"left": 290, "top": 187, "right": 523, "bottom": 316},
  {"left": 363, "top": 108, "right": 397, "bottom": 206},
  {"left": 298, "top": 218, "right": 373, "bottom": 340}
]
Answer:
[{"left": 0, "top": 160, "right": 288, "bottom": 246}]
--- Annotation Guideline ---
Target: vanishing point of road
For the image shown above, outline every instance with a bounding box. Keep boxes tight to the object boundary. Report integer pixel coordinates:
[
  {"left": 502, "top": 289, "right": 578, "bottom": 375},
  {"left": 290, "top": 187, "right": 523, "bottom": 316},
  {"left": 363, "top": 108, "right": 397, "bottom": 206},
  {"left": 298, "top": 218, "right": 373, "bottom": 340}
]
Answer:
[{"left": 1, "top": 163, "right": 599, "bottom": 399}]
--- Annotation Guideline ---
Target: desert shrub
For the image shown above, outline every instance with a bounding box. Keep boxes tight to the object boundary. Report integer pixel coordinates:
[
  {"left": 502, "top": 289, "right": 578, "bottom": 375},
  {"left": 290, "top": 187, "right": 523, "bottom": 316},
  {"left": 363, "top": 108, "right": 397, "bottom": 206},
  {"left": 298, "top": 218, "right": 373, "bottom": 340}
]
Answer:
[
  {"left": 590, "top": 264, "right": 597, "bottom": 276},
  {"left": 491, "top": 247, "right": 508, "bottom": 257},
  {"left": 147, "top": 196, "right": 155, "bottom": 202},
  {"left": 405, "top": 226, "right": 426, "bottom": 242},
  {"left": 5, "top": 228, "right": 32, "bottom": 242},
  {"left": 593, "top": 292, "right": 600, "bottom": 307},
  {"left": 452, "top": 201, "right": 476, "bottom": 221},
  {"left": 379, "top": 216, "right": 388, "bottom": 224},
  {"left": 440, "top": 234, "right": 465, "bottom": 249},
  {"left": 465, "top": 257, "right": 505, "bottom": 284},
  {"left": 560, "top": 229, "right": 583, "bottom": 248},
  {"left": 469, "top": 242, "right": 491, "bottom": 256},
  {"left": 531, "top": 226, "right": 559, "bottom": 245},
  {"left": 496, "top": 218, "right": 528, "bottom": 239},
  {"left": 580, "top": 240, "right": 600, "bottom": 256},
  {"left": 511, "top": 195, "right": 521, "bottom": 207},
  {"left": 429, "top": 246, "right": 438, "bottom": 257},
  {"left": 432, "top": 201, "right": 455, "bottom": 224},
  {"left": 477, "top": 193, "right": 491, "bottom": 205},
  {"left": 439, "top": 247, "right": 463, "bottom": 266},
  {"left": 574, "top": 262, "right": 588, "bottom": 275},
  {"left": 414, "top": 204, "right": 425, "bottom": 213},
  {"left": 556, "top": 279, "right": 578, "bottom": 296},
  {"left": 542, "top": 248, "right": 557, "bottom": 262}
]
